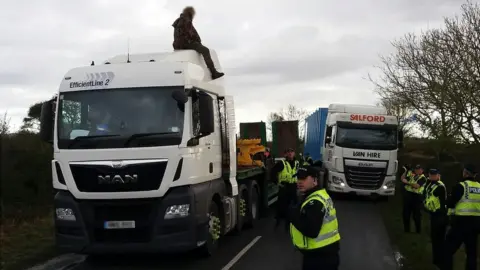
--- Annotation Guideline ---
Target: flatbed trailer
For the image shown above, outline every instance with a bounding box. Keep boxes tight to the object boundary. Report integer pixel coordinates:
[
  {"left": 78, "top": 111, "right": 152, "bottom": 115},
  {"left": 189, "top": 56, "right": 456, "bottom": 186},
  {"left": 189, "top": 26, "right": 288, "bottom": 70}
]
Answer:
[{"left": 236, "top": 162, "right": 278, "bottom": 218}]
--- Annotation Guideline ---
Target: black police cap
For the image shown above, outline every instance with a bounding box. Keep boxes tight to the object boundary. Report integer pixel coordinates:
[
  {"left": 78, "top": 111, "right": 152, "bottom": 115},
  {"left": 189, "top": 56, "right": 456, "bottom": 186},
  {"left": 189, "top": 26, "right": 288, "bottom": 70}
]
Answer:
[{"left": 294, "top": 166, "right": 319, "bottom": 179}]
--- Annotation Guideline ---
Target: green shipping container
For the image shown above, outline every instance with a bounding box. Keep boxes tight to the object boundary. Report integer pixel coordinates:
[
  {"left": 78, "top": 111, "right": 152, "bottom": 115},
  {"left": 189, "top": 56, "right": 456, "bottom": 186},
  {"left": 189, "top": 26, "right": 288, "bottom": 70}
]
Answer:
[
  {"left": 239, "top": 122, "right": 267, "bottom": 146},
  {"left": 271, "top": 120, "right": 299, "bottom": 158}
]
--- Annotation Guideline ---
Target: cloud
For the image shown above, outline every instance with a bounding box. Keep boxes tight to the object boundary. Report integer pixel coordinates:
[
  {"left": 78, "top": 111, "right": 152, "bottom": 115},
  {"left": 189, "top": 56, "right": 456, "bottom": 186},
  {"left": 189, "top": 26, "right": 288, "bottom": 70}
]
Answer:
[
  {"left": 225, "top": 29, "right": 391, "bottom": 84},
  {"left": 0, "top": 0, "right": 465, "bottom": 131}
]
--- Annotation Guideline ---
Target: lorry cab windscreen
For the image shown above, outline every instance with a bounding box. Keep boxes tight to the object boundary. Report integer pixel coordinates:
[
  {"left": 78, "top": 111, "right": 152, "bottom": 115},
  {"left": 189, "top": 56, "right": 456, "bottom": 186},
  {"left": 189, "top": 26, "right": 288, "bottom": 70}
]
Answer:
[
  {"left": 56, "top": 86, "right": 185, "bottom": 149},
  {"left": 335, "top": 126, "right": 397, "bottom": 151}
]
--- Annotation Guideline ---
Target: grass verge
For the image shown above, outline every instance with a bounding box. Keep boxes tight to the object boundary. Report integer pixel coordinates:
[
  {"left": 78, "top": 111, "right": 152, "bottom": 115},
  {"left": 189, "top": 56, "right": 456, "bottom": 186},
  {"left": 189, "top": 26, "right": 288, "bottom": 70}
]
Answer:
[
  {"left": 1, "top": 211, "right": 58, "bottom": 270},
  {"left": 380, "top": 192, "right": 480, "bottom": 270}
]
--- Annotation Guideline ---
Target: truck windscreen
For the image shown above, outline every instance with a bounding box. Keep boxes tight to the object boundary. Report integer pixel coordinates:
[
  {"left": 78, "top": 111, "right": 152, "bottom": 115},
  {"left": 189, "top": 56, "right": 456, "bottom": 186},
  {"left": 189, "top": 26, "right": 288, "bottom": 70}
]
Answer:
[
  {"left": 56, "top": 86, "right": 185, "bottom": 149},
  {"left": 335, "top": 124, "right": 397, "bottom": 151}
]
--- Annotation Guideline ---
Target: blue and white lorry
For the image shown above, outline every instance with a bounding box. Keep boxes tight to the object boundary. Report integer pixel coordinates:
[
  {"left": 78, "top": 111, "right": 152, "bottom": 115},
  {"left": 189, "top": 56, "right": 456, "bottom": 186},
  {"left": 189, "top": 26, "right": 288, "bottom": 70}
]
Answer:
[{"left": 303, "top": 104, "right": 403, "bottom": 197}]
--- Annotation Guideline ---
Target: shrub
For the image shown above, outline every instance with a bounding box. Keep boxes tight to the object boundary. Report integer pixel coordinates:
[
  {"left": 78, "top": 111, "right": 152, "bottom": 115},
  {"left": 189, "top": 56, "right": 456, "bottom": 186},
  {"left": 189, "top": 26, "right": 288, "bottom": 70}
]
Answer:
[{"left": 1, "top": 131, "right": 53, "bottom": 220}]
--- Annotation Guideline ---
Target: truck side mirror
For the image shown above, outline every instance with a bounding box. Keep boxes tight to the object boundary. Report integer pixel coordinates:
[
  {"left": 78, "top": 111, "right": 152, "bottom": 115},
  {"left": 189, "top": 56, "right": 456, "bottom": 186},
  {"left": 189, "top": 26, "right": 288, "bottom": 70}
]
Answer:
[
  {"left": 196, "top": 91, "right": 214, "bottom": 137},
  {"left": 325, "top": 136, "right": 331, "bottom": 144},
  {"left": 39, "top": 100, "right": 54, "bottom": 143},
  {"left": 172, "top": 89, "right": 188, "bottom": 104}
]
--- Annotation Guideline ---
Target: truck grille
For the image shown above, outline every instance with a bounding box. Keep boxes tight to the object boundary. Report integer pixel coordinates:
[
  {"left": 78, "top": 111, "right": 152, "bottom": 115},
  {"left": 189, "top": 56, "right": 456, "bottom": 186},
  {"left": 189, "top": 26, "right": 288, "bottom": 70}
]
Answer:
[
  {"left": 89, "top": 201, "right": 155, "bottom": 243},
  {"left": 344, "top": 165, "right": 386, "bottom": 190},
  {"left": 70, "top": 161, "right": 167, "bottom": 192}
]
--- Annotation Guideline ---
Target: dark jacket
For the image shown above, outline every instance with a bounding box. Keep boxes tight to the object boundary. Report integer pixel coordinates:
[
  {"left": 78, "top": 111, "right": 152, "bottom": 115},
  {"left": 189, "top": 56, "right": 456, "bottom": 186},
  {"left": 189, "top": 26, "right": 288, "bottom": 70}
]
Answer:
[{"left": 172, "top": 13, "right": 201, "bottom": 49}]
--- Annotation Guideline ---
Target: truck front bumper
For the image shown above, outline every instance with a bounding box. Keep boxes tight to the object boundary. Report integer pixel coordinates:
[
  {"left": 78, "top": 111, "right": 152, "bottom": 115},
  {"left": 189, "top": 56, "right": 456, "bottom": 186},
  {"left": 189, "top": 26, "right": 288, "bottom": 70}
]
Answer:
[
  {"left": 53, "top": 188, "right": 209, "bottom": 254},
  {"left": 326, "top": 171, "right": 396, "bottom": 196}
]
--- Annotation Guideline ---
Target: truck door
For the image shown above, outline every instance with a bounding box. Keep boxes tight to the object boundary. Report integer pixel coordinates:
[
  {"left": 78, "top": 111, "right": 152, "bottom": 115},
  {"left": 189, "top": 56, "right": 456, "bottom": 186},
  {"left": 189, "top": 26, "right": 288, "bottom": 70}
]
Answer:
[
  {"left": 196, "top": 91, "right": 221, "bottom": 179},
  {"left": 324, "top": 125, "right": 335, "bottom": 170}
]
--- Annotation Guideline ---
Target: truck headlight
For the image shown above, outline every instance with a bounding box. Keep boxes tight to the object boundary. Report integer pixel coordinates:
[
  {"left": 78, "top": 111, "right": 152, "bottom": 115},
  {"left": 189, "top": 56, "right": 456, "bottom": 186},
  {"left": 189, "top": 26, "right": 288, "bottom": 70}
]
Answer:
[
  {"left": 383, "top": 180, "right": 395, "bottom": 189},
  {"left": 56, "top": 208, "right": 76, "bottom": 221},
  {"left": 331, "top": 176, "right": 344, "bottom": 185},
  {"left": 164, "top": 204, "right": 190, "bottom": 219}
]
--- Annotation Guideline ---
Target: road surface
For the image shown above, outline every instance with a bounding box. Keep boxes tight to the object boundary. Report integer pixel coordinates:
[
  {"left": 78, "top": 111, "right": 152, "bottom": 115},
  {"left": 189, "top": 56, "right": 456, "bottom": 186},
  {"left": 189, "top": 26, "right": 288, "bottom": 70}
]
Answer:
[{"left": 30, "top": 198, "right": 400, "bottom": 270}]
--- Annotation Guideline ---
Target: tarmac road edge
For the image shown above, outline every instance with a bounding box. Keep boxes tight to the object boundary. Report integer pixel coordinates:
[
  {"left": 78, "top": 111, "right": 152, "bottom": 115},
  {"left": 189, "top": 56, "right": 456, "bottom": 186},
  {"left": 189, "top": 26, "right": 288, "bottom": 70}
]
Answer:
[{"left": 26, "top": 254, "right": 86, "bottom": 270}]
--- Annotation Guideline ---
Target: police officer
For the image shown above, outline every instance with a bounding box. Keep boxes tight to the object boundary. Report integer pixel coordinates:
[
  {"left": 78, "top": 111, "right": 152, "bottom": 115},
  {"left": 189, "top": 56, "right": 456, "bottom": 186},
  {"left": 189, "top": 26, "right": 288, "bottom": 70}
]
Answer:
[
  {"left": 289, "top": 166, "right": 340, "bottom": 270},
  {"left": 272, "top": 148, "right": 300, "bottom": 231},
  {"left": 403, "top": 164, "right": 413, "bottom": 179},
  {"left": 423, "top": 168, "right": 447, "bottom": 268},
  {"left": 401, "top": 164, "right": 427, "bottom": 233},
  {"left": 303, "top": 153, "right": 314, "bottom": 166},
  {"left": 443, "top": 164, "right": 480, "bottom": 270}
]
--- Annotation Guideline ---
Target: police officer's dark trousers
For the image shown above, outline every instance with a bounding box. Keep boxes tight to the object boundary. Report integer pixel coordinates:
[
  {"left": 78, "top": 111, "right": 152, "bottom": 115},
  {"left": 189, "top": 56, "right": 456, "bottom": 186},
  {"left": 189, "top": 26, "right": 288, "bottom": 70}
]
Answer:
[
  {"left": 302, "top": 243, "right": 340, "bottom": 270},
  {"left": 443, "top": 217, "right": 480, "bottom": 270},
  {"left": 429, "top": 213, "right": 447, "bottom": 267},
  {"left": 276, "top": 183, "right": 297, "bottom": 231},
  {"left": 402, "top": 191, "right": 422, "bottom": 233}
]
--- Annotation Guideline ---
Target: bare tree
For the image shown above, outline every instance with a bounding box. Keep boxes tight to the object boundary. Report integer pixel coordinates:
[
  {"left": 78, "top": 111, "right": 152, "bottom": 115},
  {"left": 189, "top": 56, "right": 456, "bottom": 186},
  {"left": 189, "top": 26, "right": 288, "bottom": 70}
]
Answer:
[
  {"left": 370, "top": 1, "right": 480, "bottom": 145},
  {"left": 377, "top": 97, "right": 414, "bottom": 137},
  {"left": 267, "top": 104, "right": 309, "bottom": 140},
  {"left": 0, "top": 112, "right": 10, "bottom": 135}
]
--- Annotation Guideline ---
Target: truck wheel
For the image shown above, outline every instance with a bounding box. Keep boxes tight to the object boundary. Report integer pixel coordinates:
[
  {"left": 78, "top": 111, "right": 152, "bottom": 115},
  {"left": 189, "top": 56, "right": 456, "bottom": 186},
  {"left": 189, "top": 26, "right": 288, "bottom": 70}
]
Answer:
[
  {"left": 235, "top": 184, "right": 249, "bottom": 232},
  {"left": 245, "top": 182, "right": 260, "bottom": 228},
  {"left": 199, "top": 201, "right": 221, "bottom": 257}
]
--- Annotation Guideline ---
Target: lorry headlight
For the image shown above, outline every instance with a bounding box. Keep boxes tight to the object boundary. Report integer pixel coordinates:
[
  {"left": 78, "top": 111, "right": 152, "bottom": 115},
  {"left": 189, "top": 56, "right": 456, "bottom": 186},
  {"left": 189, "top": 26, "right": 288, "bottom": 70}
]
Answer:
[
  {"left": 55, "top": 208, "right": 76, "bottom": 221},
  {"left": 331, "top": 176, "right": 344, "bottom": 185},
  {"left": 384, "top": 180, "right": 395, "bottom": 189},
  {"left": 164, "top": 204, "right": 190, "bottom": 219}
]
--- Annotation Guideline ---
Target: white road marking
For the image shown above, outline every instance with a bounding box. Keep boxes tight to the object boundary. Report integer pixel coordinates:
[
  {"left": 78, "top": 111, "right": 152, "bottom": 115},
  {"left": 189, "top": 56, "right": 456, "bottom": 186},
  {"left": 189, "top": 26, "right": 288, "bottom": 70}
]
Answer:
[
  {"left": 27, "top": 254, "right": 85, "bottom": 270},
  {"left": 221, "top": 235, "right": 262, "bottom": 270},
  {"left": 268, "top": 196, "right": 278, "bottom": 205}
]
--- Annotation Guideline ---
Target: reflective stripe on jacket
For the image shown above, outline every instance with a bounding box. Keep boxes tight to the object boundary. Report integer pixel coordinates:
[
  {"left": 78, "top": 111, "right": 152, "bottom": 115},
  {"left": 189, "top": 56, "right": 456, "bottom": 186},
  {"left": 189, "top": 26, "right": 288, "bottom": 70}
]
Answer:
[
  {"left": 278, "top": 160, "right": 299, "bottom": 184},
  {"left": 451, "top": 180, "right": 480, "bottom": 216},
  {"left": 423, "top": 180, "right": 446, "bottom": 212},
  {"left": 290, "top": 189, "right": 341, "bottom": 250},
  {"left": 405, "top": 173, "right": 426, "bottom": 194}
]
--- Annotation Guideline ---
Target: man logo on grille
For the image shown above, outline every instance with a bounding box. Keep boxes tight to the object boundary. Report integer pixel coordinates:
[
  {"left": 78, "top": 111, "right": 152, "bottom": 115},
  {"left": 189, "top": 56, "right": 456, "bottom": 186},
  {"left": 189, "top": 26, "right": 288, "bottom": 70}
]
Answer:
[
  {"left": 98, "top": 174, "right": 138, "bottom": 184},
  {"left": 111, "top": 161, "right": 125, "bottom": 168}
]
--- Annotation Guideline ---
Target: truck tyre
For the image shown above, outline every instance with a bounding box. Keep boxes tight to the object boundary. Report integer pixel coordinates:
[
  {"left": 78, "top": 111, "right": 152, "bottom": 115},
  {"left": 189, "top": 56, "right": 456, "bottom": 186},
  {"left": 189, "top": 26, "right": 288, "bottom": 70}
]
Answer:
[
  {"left": 235, "top": 184, "right": 249, "bottom": 232},
  {"left": 245, "top": 181, "right": 260, "bottom": 228},
  {"left": 199, "top": 201, "right": 221, "bottom": 257}
]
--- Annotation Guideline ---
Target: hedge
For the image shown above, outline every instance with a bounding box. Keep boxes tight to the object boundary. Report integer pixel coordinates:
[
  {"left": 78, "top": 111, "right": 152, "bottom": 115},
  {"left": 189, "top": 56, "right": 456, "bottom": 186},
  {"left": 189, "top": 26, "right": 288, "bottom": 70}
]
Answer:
[{"left": 1, "top": 132, "right": 53, "bottom": 220}]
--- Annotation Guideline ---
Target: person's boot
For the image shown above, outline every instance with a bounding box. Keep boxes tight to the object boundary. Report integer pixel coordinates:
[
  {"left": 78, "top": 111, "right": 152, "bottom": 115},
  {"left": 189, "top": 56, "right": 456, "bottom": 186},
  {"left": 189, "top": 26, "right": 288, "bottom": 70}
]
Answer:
[
  {"left": 205, "top": 58, "right": 224, "bottom": 80},
  {"left": 211, "top": 70, "right": 224, "bottom": 80}
]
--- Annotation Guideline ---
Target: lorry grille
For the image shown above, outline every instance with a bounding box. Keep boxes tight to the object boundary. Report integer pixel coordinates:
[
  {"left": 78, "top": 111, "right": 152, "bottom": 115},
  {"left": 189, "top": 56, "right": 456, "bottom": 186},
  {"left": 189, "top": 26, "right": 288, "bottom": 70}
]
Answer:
[
  {"left": 70, "top": 161, "right": 167, "bottom": 192},
  {"left": 344, "top": 165, "right": 386, "bottom": 190},
  {"left": 86, "top": 201, "right": 155, "bottom": 243}
]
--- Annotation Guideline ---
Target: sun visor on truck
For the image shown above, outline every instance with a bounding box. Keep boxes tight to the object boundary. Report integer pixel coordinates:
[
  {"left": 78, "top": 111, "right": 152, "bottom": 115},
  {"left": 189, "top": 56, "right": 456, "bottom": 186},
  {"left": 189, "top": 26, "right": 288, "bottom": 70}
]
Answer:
[{"left": 336, "top": 121, "right": 398, "bottom": 130}]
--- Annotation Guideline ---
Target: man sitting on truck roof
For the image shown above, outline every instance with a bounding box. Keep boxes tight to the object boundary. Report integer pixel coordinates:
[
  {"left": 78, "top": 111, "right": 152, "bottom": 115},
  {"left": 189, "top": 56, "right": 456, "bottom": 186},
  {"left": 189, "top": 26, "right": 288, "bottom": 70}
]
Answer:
[{"left": 172, "top": 6, "right": 225, "bottom": 80}]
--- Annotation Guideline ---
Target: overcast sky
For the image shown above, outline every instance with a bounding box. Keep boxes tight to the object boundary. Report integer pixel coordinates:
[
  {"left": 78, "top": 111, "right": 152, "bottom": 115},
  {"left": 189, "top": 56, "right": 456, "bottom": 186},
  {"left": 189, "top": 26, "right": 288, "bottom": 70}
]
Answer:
[{"left": 0, "top": 0, "right": 463, "bottom": 131}]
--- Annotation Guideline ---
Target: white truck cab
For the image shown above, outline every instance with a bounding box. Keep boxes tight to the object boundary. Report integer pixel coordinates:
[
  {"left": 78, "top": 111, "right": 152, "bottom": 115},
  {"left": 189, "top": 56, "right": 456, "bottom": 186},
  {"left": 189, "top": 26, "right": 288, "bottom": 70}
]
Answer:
[
  {"left": 39, "top": 50, "right": 271, "bottom": 256},
  {"left": 321, "top": 104, "right": 402, "bottom": 196}
]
